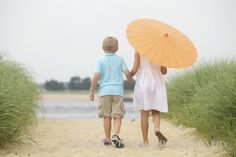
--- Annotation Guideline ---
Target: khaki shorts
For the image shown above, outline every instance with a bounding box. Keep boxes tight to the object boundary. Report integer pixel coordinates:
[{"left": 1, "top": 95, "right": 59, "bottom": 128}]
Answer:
[{"left": 98, "top": 96, "right": 125, "bottom": 118}]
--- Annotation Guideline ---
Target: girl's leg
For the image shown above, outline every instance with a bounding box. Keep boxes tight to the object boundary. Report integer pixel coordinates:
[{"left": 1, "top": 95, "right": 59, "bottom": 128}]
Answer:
[
  {"left": 104, "top": 117, "right": 111, "bottom": 141},
  {"left": 141, "top": 110, "right": 149, "bottom": 144},
  {"left": 113, "top": 118, "right": 121, "bottom": 136},
  {"left": 152, "top": 110, "right": 167, "bottom": 143},
  {"left": 152, "top": 110, "right": 160, "bottom": 132}
]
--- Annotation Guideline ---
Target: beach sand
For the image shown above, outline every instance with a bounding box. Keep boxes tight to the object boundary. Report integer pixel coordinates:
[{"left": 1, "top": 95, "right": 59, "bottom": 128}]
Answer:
[
  {"left": 0, "top": 118, "right": 225, "bottom": 157},
  {"left": 0, "top": 93, "right": 226, "bottom": 157}
]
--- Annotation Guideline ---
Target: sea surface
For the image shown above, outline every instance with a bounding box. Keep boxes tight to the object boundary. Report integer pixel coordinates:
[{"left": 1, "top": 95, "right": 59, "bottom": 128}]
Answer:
[{"left": 38, "top": 100, "right": 139, "bottom": 119}]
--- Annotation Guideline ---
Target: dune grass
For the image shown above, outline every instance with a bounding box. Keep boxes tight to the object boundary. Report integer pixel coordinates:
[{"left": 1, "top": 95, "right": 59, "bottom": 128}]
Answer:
[
  {"left": 0, "top": 60, "right": 40, "bottom": 146},
  {"left": 164, "top": 60, "right": 236, "bottom": 156}
]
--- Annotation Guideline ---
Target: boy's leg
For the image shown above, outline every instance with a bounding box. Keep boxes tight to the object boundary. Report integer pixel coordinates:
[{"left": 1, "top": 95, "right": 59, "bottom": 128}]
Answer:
[
  {"left": 112, "top": 118, "right": 124, "bottom": 148},
  {"left": 104, "top": 117, "right": 111, "bottom": 141},
  {"left": 103, "top": 117, "right": 111, "bottom": 141},
  {"left": 141, "top": 110, "right": 149, "bottom": 144},
  {"left": 111, "top": 96, "right": 125, "bottom": 136},
  {"left": 111, "top": 96, "right": 125, "bottom": 148},
  {"left": 113, "top": 118, "right": 121, "bottom": 136}
]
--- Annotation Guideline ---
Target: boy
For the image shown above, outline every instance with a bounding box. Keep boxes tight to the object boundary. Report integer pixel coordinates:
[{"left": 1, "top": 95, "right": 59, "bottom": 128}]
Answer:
[{"left": 89, "top": 36, "right": 133, "bottom": 148}]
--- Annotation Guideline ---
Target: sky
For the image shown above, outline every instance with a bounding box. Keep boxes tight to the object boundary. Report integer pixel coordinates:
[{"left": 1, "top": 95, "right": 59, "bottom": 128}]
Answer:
[{"left": 0, "top": 0, "right": 236, "bottom": 83}]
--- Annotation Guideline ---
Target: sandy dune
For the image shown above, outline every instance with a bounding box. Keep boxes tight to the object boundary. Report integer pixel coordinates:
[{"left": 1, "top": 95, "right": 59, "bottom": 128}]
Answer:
[{"left": 0, "top": 118, "right": 225, "bottom": 157}]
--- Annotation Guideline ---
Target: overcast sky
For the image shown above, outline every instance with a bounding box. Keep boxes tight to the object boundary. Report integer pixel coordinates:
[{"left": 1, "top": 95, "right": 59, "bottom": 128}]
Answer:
[{"left": 0, "top": 0, "right": 236, "bottom": 83}]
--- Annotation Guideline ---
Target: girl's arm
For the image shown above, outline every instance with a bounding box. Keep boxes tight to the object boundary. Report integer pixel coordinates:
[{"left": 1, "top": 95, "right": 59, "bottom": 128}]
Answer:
[
  {"left": 130, "top": 52, "right": 140, "bottom": 76},
  {"left": 161, "top": 66, "right": 167, "bottom": 75},
  {"left": 89, "top": 73, "right": 100, "bottom": 101}
]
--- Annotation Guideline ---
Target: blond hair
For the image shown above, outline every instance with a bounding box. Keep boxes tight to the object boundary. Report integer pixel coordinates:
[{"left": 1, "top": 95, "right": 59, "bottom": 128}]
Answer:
[{"left": 102, "top": 36, "right": 118, "bottom": 53}]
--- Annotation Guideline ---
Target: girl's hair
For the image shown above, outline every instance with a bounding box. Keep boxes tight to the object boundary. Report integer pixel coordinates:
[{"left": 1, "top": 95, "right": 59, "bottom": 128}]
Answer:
[{"left": 102, "top": 36, "right": 118, "bottom": 53}]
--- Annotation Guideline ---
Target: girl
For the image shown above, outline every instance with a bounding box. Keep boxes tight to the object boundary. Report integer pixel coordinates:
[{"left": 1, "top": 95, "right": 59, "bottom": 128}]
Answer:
[{"left": 131, "top": 52, "right": 168, "bottom": 146}]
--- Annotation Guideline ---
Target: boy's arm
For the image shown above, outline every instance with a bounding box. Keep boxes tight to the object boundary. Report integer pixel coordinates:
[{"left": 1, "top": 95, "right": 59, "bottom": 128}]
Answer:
[
  {"left": 124, "top": 70, "right": 134, "bottom": 84},
  {"left": 89, "top": 73, "right": 100, "bottom": 101}
]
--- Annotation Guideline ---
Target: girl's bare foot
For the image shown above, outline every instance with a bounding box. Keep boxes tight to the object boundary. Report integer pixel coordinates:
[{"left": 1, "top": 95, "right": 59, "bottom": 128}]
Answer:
[{"left": 155, "top": 131, "right": 167, "bottom": 144}]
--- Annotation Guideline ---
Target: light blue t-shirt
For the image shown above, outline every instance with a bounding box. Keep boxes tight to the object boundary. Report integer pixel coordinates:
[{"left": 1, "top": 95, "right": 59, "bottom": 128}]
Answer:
[{"left": 95, "top": 53, "right": 128, "bottom": 97}]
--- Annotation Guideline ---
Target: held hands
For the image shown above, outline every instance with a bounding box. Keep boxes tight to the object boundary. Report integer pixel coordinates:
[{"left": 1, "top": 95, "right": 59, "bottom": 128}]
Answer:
[
  {"left": 125, "top": 70, "right": 135, "bottom": 85},
  {"left": 130, "top": 70, "right": 136, "bottom": 77},
  {"left": 124, "top": 70, "right": 134, "bottom": 85},
  {"left": 127, "top": 77, "right": 135, "bottom": 85}
]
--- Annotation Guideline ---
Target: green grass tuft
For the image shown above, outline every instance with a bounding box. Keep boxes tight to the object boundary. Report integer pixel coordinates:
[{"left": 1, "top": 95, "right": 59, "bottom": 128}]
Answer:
[
  {"left": 164, "top": 60, "right": 236, "bottom": 157},
  {"left": 0, "top": 60, "right": 40, "bottom": 146}
]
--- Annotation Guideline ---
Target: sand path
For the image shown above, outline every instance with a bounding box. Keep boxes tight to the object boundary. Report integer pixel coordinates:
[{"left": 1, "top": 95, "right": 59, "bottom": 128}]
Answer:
[{"left": 0, "top": 118, "right": 225, "bottom": 157}]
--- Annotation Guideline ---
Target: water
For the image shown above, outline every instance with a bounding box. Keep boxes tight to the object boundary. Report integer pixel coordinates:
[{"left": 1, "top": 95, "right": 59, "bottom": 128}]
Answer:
[{"left": 38, "top": 100, "right": 139, "bottom": 119}]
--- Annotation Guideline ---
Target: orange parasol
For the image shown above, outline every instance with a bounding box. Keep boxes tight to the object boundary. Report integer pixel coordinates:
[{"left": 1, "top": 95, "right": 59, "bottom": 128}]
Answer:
[{"left": 126, "top": 19, "right": 197, "bottom": 68}]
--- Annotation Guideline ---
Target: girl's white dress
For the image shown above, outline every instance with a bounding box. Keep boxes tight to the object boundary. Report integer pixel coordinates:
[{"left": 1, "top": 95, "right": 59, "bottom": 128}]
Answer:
[{"left": 133, "top": 55, "right": 168, "bottom": 112}]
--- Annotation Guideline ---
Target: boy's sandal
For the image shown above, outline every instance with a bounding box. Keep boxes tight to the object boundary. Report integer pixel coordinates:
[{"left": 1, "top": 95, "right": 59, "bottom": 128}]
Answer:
[
  {"left": 111, "top": 135, "right": 125, "bottom": 148},
  {"left": 155, "top": 131, "right": 168, "bottom": 144}
]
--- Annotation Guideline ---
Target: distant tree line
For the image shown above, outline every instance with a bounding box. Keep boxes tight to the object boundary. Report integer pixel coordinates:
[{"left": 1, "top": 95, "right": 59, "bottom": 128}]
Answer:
[{"left": 44, "top": 76, "right": 135, "bottom": 91}]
